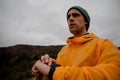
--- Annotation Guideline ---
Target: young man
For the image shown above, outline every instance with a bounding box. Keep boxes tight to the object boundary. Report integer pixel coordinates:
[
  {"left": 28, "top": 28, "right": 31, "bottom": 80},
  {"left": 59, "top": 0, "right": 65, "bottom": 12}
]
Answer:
[{"left": 32, "top": 6, "right": 120, "bottom": 80}]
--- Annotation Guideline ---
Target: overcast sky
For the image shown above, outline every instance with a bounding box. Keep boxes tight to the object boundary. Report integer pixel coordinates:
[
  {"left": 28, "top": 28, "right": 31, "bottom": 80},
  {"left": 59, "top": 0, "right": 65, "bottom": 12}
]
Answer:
[{"left": 0, "top": 0, "right": 120, "bottom": 47}]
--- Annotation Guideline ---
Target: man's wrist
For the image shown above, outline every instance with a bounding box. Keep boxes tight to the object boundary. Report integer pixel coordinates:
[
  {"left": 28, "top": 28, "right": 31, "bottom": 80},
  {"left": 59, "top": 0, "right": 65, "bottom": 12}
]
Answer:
[{"left": 48, "top": 63, "right": 61, "bottom": 80}]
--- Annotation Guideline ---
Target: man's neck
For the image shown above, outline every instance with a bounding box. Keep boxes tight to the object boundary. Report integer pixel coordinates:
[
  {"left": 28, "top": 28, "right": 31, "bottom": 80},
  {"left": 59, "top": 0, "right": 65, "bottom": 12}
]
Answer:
[{"left": 73, "top": 32, "right": 88, "bottom": 38}]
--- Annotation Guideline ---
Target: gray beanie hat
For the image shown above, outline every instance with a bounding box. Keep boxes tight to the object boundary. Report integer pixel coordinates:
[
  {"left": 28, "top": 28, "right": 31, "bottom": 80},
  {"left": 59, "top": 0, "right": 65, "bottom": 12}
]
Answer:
[{"left": 67, "top": 6, "right": 90, "bottom": 31}]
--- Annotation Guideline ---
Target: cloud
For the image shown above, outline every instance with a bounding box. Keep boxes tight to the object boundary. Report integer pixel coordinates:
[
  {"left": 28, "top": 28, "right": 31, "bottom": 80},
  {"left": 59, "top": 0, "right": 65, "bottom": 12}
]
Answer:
[{"left": 0, "top": 0, "right": 120, "bottom": 47}]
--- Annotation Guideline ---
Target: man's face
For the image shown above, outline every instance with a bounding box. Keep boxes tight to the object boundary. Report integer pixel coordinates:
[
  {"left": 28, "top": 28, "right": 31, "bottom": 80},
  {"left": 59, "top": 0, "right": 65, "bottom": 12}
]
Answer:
[{"left": 67, "top": 9, "right": 87, "bottom": 35}]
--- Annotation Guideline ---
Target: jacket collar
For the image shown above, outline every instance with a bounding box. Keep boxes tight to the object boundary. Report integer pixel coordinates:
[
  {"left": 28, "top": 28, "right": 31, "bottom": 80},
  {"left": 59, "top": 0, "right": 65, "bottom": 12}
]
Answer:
[{"left": 66, "top": 33, "right": 98, "bottom": 45}]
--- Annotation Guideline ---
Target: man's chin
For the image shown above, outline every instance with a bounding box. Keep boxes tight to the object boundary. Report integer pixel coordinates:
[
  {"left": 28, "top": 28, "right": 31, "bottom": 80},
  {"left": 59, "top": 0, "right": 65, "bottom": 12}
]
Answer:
[{"left": 70, "top": 29, "right": 76, "bottom": 34}]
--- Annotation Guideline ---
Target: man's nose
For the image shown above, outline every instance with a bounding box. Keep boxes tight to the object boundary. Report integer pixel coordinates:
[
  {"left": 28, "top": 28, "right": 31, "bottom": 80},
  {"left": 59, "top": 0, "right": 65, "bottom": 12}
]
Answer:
[{"left": 69, "top": 15, "right": 73, "bottom": 19}]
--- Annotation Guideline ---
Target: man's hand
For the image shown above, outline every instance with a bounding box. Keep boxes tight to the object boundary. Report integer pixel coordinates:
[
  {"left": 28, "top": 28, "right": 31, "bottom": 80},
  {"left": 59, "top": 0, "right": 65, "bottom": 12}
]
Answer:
[
  {"left": 32, "top": 54, "right": 56, "bottom": 80},
  {"left": 32, "top": 60, "right": 50, "bottom": 80},
  {"left": 32, "top": 60, "right": 50, "bottom": 76},
  {"left": 40, "top": 54, "right": 56, "bottom": 66}
]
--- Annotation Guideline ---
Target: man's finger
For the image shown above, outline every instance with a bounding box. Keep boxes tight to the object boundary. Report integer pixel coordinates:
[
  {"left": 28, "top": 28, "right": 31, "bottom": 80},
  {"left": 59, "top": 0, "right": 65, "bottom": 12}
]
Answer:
[
  {"left": 41, "top": 55, "right": 45, "bottom": 63},
  {"left": 48, "top": 58, "right": 52, "bottom": 66},
  {"left": 44, "top": 54, "right": 50, "bottom": 63}
]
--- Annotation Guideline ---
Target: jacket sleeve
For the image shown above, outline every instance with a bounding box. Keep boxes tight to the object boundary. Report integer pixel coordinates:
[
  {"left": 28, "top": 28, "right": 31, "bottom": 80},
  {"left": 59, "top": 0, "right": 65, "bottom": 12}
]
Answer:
[{"left": 53, "top": 39, "right": 120, "bottom": 80}]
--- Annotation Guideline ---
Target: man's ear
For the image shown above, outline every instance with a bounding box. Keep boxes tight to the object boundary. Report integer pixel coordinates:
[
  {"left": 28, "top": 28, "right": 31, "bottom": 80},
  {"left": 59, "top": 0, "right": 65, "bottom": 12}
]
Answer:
[{"left": 85, "top": 22, "right": 88, "bottom": 24}]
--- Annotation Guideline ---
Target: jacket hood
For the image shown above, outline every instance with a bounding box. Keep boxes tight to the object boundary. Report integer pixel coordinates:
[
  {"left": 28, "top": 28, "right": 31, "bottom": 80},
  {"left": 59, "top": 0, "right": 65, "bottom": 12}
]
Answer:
[{"left": 67, "top": 33, "right": 98, "bottom": 44}]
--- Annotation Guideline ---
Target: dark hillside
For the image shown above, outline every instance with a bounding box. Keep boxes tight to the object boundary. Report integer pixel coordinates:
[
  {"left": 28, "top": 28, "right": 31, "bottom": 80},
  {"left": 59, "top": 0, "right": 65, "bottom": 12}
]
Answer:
[{"left": 0, "top": 44, "right": 63, "bottom": 80}]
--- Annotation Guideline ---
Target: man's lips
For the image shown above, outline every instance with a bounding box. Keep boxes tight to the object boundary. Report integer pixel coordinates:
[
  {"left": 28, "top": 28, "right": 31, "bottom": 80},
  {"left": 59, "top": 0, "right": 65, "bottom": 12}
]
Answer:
[
  {"left": 69, "top": 23, "right": 76, "bottom": 26},
  {"left": 69, "top": 23, "right": 76, "bottom": 28}
]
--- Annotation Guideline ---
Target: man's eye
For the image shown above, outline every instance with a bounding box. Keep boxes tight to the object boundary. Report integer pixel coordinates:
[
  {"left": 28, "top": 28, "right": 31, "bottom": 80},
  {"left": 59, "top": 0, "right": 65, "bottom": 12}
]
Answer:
[
  {"left": 67, "top": 15, "right": 70, "bottom": 19},
  {"left": 67, "top": 13, "right": 80, "bottom": 19},
  {"left": 73, "top": 13, "right": 80, "bottom": 17}
]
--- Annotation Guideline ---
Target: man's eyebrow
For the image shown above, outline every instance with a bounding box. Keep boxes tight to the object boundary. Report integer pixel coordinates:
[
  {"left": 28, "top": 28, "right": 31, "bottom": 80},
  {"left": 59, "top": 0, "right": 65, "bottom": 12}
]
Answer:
[{"left": 68, "top": 13, "right": 80, "bottom": 16}]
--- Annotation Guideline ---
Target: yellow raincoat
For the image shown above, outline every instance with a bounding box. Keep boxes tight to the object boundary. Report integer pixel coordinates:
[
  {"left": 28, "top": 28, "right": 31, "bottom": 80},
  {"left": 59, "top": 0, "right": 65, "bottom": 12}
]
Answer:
[{"left": 53, "top": 33, "right": 120, "bottom": 80}]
